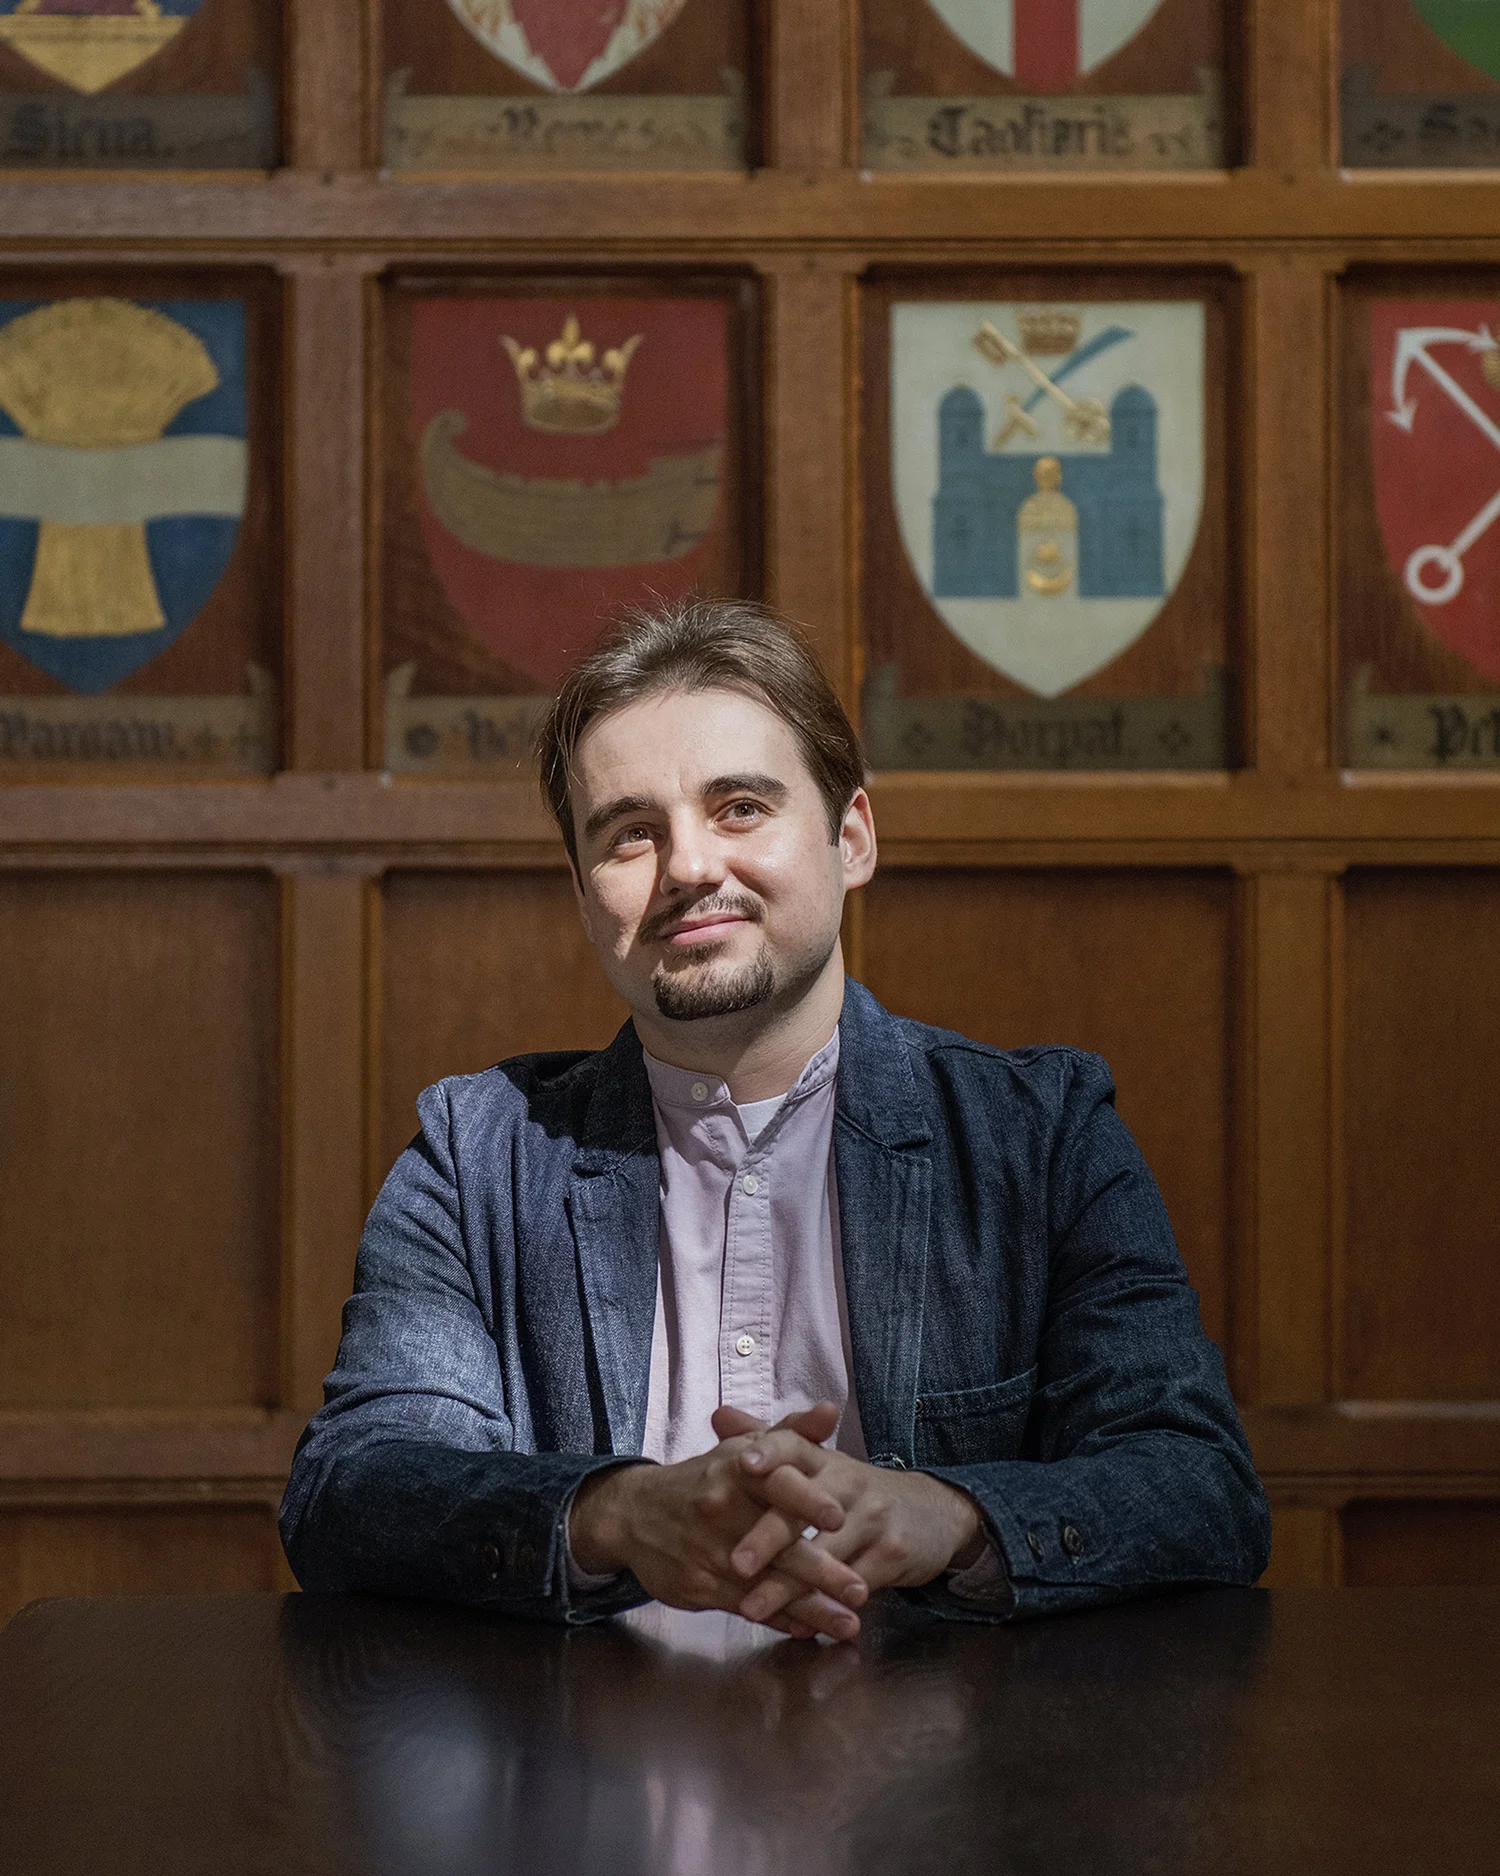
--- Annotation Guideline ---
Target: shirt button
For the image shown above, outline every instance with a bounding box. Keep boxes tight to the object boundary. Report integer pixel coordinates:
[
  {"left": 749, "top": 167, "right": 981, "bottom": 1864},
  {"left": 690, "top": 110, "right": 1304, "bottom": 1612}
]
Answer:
[
  {"left": 741, "top": 1173, "right": 759, "bottom": 1195},
  {"left": 691, "top": 1081, "right": 709, "bottom": 1102},
  {"left": 1061, "top": 1524, "right": 1086, "bottom": 1558},
  {"left": 734, "top": 1333, "right": 756, "bottom": 1357}
]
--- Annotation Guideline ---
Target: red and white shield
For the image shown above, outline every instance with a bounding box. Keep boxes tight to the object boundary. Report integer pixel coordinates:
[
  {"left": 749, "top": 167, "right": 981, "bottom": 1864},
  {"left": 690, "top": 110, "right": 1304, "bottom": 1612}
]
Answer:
[
  {"left": 1371, "top": 300, "right": 1500, "bottom": 681},
  {"left": 445, "top": 0, "right": 691, "bottom": 92},
  {"left": 925, "top": 0, "right": 1166, "bottom": 86},
  {"left": 410, "top": 295, "right": 727, "bottom": 689}
]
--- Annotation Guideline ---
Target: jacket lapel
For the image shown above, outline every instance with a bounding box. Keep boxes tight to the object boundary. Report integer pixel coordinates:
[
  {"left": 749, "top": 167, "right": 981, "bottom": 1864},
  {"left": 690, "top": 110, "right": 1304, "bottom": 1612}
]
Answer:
[
  {"left": 834, "top": 982, "right": 933, "bottom": 1468},
  {"left": 566, "top": 1021, "right": 660, "bottom": 1456}
]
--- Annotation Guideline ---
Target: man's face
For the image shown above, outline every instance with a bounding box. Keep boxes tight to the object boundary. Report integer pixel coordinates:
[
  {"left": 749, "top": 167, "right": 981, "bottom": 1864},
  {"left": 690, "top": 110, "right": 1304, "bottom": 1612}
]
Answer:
[{"left": 568, "top": 686, "right": 875, "bottom": 1030}]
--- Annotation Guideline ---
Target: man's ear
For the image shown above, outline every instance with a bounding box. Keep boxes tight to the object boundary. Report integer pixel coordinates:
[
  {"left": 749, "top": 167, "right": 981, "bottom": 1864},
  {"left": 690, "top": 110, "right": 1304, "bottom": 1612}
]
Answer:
[{"left": 838, "top": 788, "right": 877, "bottom": 888}]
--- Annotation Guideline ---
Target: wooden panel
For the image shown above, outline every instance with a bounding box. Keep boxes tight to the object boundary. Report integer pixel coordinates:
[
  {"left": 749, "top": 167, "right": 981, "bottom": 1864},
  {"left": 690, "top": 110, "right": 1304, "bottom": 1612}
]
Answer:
[
  {"left": 0, "top": 1505, "right": 278, "bottom": 1628},
  {"left": 1342, "top": 1501, "right": 1500, "bottom": 1587},
  {"left": 861, "top": 868, "right": 1234, "bottom": 1349},
  {"left": 379, "top": 870, "right": 627, "bottom": 1180},
  {"left": 1343, "top": 872, "right": 1500, "bottom": 1401},
  {"left": 0, "top": 871, "right": 279, "bottom": 1411}
]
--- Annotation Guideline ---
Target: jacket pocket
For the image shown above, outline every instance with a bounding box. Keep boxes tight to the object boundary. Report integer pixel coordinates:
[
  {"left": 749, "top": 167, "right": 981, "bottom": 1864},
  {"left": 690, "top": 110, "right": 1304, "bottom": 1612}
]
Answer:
[{"left": 913, "top": 1366, "right": 1037, "bottom": 1467}]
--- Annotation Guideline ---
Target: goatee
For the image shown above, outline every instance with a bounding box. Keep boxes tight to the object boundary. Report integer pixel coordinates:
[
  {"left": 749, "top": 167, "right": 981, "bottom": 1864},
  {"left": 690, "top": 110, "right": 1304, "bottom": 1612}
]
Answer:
[{"left": 652, "top": 947, "right": 776, "bottom": 1022}]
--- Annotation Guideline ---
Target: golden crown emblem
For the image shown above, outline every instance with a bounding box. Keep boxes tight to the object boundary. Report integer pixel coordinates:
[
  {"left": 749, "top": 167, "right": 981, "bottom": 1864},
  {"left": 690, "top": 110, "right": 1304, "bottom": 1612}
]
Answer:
[
  {"left": 500, "top": 315, "right": 643, "bottom": 436},
  {"left": 1017, "top": 307, "right": 1083, "bottom": 356}
]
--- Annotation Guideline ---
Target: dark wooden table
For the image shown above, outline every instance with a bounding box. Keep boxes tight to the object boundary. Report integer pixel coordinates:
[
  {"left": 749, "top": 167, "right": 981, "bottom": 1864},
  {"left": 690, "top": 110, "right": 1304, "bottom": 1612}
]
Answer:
[{"left": 0, "top": 1587, "right": 1494, "bottom": 1875}]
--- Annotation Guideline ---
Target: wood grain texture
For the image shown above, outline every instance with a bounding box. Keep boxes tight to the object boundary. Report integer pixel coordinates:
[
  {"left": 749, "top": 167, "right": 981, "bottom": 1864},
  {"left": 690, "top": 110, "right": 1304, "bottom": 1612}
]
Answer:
[
  {"left": 1245, "top": 868, "right": 1333, "bottom": 1403},
  {"left": 1260, "top": 1503, "right": 1339, "bottom": 1587},
  {"left": 378, "top": 869, "right": 627, "bottom": 1180},
  {"left": 288, "top": 0, "right": 364, "bottom": 171},
  {"left": 768, "top": 0, "right": 850, "bottom": 169},
  {"left": 1342, "top": 871, "right": 1500, "bottom": 1401},
  {"left": 0, "top": 872, "right": 279, "bottom": 1412},
  {"left": 286, "top": 260, "right": 369, "bottom": 771},
  {"left": 281, "top": 872, "right": 369, "bottom": 1411},
  {"left": 0, "top": 1506, "right": 279, "bottom": 1627},
  {"left": 861, "top": 867, "right": 1234, "bottom": 1352}
]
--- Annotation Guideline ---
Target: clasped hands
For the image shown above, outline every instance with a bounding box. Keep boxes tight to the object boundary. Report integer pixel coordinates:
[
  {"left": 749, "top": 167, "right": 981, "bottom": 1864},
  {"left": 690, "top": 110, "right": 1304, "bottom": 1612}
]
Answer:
[{"left": 568, "top": 1401, "right": 984, "bottom": 1641}]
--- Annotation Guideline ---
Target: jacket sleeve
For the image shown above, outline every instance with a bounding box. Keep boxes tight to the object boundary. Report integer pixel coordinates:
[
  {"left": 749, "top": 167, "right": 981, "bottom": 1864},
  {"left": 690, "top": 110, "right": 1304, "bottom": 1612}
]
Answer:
[
  {"left": 913, "top": 1054, "right": 1270, "bottom": 1623},
  {"left": 278, "top": 1083, "right": 649, "bottom": 1625}
]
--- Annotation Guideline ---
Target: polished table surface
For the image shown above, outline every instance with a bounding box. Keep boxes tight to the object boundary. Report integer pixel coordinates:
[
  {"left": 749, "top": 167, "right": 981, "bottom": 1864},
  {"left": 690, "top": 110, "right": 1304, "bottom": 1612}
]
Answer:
[{"left": 0, "top": 1587, "right": 1495, "bottom": 1875}]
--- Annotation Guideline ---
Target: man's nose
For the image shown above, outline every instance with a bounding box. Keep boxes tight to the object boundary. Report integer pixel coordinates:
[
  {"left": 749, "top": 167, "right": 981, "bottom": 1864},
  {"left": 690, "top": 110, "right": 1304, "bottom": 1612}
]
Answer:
[{"left": 660, "top": 814, "right": 725, "bottom": 892}]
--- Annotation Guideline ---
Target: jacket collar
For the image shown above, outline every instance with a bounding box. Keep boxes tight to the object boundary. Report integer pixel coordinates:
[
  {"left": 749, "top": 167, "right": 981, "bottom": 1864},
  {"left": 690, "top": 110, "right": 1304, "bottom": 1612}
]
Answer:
[{"left": 833, "top": 979, "right": 932, "bottom": 1151}]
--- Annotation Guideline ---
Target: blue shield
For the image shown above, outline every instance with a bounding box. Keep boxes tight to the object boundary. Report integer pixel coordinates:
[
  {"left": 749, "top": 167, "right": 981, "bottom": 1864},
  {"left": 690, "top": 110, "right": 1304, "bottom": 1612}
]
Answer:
[{"left": 0, "top": 297, "right": 247, "bottom": 693}]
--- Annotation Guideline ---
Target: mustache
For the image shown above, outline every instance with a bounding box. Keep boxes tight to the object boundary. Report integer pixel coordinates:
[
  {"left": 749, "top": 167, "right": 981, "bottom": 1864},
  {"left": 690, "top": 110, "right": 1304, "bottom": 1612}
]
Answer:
[{"left": 639, "top": 891, "right": 764, "bottom": 945}]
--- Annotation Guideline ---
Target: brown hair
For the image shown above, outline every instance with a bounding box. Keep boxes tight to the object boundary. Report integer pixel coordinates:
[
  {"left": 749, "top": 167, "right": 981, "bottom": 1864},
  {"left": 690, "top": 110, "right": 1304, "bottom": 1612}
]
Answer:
[{"left": 536, "top": 597, "right": 867, "bottom": 873}]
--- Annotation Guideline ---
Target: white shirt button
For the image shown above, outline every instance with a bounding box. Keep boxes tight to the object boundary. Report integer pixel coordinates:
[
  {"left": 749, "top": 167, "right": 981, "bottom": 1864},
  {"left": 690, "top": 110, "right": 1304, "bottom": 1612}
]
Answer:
[
  {"left": 734, "top": 1333, "right": 756, "bottom": 1357},
  {"left": 691, "top": 1081, "right": 709, "bottom": 1102},
  {"left": 741, "top": 1173, "right": 759, "bottom": 1196}
]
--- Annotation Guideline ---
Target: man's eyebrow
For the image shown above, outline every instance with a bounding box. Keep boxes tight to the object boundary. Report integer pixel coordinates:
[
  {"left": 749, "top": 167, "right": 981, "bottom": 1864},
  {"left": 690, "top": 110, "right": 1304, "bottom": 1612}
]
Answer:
[
  {"left": 704, "top": 772, "right": 788, "bottom": 801},
  {"left": 582, "top": 794, "right": 653, "bottom": 844}
]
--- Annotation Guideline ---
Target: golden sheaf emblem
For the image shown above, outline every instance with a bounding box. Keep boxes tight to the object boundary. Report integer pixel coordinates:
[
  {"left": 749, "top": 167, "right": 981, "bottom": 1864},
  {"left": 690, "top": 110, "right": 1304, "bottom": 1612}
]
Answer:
[{"left": 0, "top": 1, "right": 207, "bottom": 94}]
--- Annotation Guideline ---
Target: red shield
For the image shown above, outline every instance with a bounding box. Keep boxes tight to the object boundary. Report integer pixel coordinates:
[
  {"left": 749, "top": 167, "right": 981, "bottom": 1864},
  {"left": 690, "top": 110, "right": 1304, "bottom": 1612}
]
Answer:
[
  {"left": 1371, "top": 299, "right": 1500, "bottom": 681},
  {"left": 411, "top": 296, "right": 728, "bottom": 690}
]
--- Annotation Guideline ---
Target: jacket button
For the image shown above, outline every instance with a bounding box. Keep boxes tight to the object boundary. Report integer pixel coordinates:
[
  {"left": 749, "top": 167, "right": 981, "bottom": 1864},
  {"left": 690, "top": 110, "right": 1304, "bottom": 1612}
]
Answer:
[
  {"left": 1025, "top": 1529, "right": 1045, "bottom": 1562},
  {"left": 479, "top": 1541, "right": 501, "bottom": 1580},
  {"left": 1061, "top": 1523, "right": 1086, "bottom": 1558}
]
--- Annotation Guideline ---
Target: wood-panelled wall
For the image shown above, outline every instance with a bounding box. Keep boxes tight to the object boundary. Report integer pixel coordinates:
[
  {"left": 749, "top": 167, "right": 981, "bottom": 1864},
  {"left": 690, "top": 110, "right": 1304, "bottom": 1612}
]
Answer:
[{"left": 2, "top": 0, "right": 1499, "bottom": 1622}]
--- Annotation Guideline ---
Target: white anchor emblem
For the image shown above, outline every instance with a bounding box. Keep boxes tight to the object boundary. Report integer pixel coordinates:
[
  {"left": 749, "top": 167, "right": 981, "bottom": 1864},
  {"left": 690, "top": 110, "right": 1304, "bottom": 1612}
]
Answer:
[{"left": 1386, "top": 324, "right": 1500, "bottom": 606}]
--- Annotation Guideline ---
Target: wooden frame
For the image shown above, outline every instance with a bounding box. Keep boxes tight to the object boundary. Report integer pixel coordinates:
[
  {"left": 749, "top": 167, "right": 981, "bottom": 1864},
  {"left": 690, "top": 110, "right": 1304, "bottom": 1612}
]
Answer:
[{"left": 1, "top": 0, "right": 1498, "bottom": 1604}]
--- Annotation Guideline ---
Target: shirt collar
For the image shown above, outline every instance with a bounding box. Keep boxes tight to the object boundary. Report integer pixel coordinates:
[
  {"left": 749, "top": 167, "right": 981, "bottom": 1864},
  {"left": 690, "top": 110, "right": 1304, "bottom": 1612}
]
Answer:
[{"left": 643, "top": 1028, "right": 841, "bottom": 1116}]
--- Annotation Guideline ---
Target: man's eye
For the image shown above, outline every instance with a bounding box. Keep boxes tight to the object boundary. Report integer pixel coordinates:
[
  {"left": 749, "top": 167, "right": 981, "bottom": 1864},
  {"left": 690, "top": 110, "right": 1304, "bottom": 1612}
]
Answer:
[
  {"left": 613, "top": 824, "right": 652, "bottom": 848},
  {"left": 724, "top": 800, "right": 763, "bottom": 821}
]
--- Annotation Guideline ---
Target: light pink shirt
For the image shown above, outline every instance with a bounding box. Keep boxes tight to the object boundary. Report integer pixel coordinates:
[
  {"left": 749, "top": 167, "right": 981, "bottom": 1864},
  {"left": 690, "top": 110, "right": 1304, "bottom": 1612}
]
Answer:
[{"left": 641, "top": 1032, "right": 867, "bottom": 1464}]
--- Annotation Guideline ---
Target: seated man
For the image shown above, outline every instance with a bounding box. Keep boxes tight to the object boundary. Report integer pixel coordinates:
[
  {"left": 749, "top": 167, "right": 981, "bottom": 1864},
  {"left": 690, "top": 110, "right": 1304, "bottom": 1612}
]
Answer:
[{"left": 281, "top": 599, "right": 1269, "bottom": 1640}]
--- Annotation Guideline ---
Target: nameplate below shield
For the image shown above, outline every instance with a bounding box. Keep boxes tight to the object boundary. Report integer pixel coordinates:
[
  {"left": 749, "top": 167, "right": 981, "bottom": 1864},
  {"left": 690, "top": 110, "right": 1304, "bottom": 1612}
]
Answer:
[
  {"left": 384, "top": 666, "right": 551, "bottom": 772},
  {"left": 1348, "top": 672, "right": 1500, "bottom": 768},
  {"left": 863, "top": 669, "right": 1228, "bottom": 771},
  {"left": 0, "top": 72, "right": 274, "bottom": 169},
  {"left": 382, "top": 74, "right": 744, "bottom": 172},
  {"left": 0, "top": 666, "right": 275, "bottom": 769},
  {"left": 1341, "top": 67, "right": 1500, "bottom": 168},
  {"left": 862, "top": 70, "right": 1220, "bottom": 172}
]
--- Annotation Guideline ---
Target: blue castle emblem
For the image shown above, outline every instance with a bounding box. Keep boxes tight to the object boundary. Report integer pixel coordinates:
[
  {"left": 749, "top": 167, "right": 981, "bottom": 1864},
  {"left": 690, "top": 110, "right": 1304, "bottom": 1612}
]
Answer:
[
  {"left": 890, "top": 300, "right": 1205, "bottom": 698},
  {"left": 932, "top": 382, "right": 1166, "bottom": 600}
]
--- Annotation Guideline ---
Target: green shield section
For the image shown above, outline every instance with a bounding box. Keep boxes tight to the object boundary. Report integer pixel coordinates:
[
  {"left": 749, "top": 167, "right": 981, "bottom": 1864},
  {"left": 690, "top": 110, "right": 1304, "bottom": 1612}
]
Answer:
[{"left": 1415, "top": 1, "right": 1500, "bottom": 83}]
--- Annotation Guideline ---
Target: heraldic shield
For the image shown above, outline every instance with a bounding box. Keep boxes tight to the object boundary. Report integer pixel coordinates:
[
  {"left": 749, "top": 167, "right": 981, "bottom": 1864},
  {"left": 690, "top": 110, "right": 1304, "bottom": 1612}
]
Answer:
[
  {"left": 444, "top": 0, "right": 692, "bottom": 91},
  {"left": 1371, "top": 300, "right": 1500, "bottom": 682},
  {"left": 0, "top": 297, "right": 247, "bottom": 694},
  {"left": 891, "top": 300, "right": 1205, "bottom": 698},
  {"left": 1410, "top": 2, "right": 1500, "bottom": 83},
  {"left": 0, "top": 1, "right": 209, "bottom": 94},
  {"left": 411, "top": 295, "right": 727, "bottom": 690},
  {"left": 923, "top": 0, "right": 1167, "bottom": 85}
]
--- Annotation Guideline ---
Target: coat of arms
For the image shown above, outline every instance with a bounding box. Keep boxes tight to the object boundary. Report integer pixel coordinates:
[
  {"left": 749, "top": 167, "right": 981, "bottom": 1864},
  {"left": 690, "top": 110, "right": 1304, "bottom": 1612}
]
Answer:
[
  {"left": 0, "top": 296, "right": 247, "bottom": 693},
  {"left": 890, "top": 299, "right": 1205, "bottom": 698},
  {"left": 0, "top": 1, "right": 208, "bottom": 93},
  {"left": 1409, "top": 1, "right": 1500, "bottom": 83},
  {"left": 924, "top": 0, "right": 1167, "bottom": 85},
  {"left": 411, "top": 295, "right": 727, "bottom": 689},
  {"left": 444, "top": 0, "right": 690, "bottom": 91},
  {"left": 1371, "top": 300, "right": 1500, "bottom": 681}
]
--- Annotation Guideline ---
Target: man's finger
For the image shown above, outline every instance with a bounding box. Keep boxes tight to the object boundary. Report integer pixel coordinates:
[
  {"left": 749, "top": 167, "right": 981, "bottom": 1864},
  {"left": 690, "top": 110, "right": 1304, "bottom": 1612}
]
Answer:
[
  {"left": 710, "top": 1404, "right": 766, "bottom": 1442},
  {"left": 731, "top": 1471, "right": 845, "bottom": 1569},
  {"left": 737, "top": 1427, "right": 827, "bottom": 1481},
  {"left": 738, "top": 1566, "right": 860, "bottom": 1640},
  {"left": 735, "top": 1537, "right": 868, "bottom": 1617}
]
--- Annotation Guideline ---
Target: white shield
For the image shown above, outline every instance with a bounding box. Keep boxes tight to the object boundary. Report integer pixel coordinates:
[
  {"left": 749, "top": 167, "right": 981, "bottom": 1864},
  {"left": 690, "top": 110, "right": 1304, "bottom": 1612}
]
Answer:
[
  {"left": 926, "top": 0, "right": 1166, "bottom": 80},
  {"left": 445, "top": 0, "right": 691, "bottom": 93},
  {"left": 891, "top": 300, "right": 1205, "bottom": 698}
]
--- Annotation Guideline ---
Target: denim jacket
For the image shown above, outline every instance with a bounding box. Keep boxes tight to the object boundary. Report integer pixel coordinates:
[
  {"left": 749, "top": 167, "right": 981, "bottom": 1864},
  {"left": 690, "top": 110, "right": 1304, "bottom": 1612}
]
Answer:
[{"left": 280, "top": 980, "right": 1270, "bottom": 1623}]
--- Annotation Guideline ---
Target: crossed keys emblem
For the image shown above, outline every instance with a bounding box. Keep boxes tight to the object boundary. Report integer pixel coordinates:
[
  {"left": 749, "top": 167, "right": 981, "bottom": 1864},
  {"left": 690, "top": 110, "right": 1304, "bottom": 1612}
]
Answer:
[
  {"left": 974, "top": 322, "right": 1112, "bottom": 447},
  {"left": 1386, "top": 324, "right": 1500, "bottom": 605}
]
